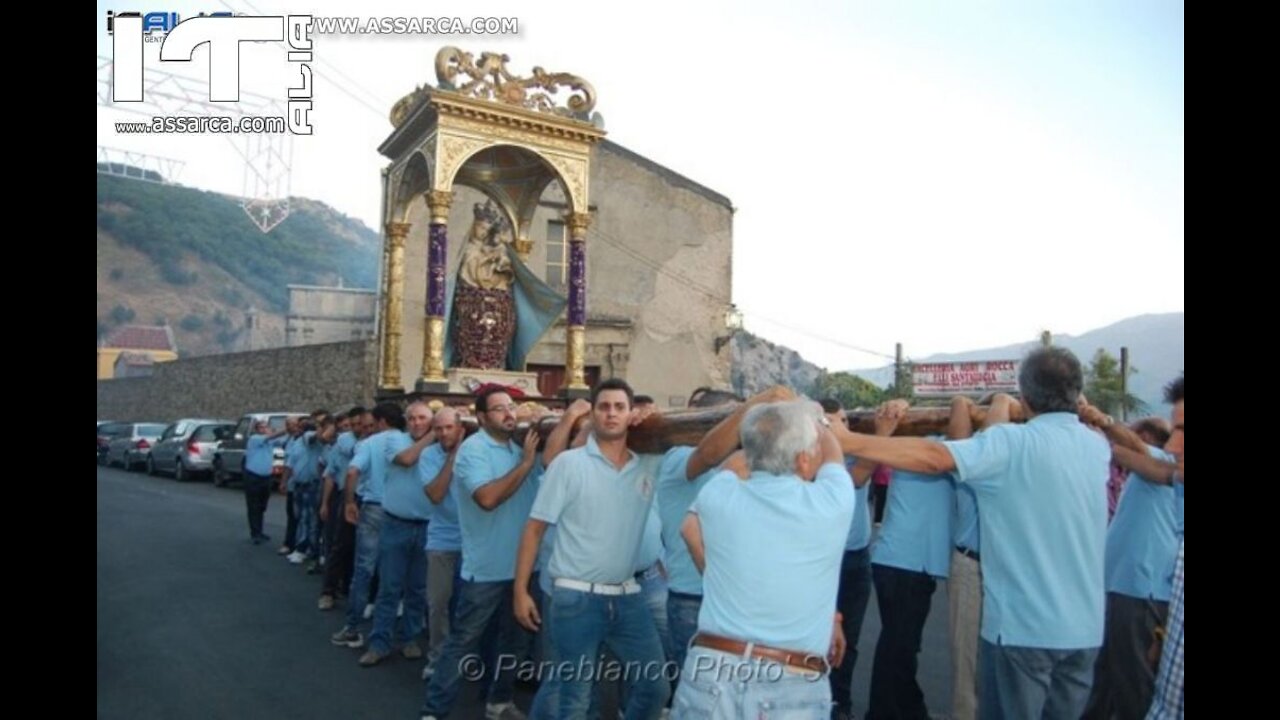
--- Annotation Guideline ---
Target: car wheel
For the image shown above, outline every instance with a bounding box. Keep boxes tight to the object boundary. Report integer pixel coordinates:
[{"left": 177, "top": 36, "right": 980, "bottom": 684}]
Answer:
[
  {"left": 213, "top": 459, "right": 227, "bottom": 487},
  {"left": 175, "top": 461, "right": 187, "bottom": 482},
  {"left": 146, "top": 455, "right": 157, "bottom": 476}
]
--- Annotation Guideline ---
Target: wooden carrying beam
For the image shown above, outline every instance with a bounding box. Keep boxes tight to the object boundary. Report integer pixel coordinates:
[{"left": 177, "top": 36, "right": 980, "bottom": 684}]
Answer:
[{"left": 459, "top": 403, "right": 1020, "bottom": 455}]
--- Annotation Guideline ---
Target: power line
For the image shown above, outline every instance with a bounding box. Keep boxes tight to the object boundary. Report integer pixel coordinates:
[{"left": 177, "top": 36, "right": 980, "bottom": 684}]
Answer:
[{"left": 216, "top": 0, "right": 391, "bottom": 122}]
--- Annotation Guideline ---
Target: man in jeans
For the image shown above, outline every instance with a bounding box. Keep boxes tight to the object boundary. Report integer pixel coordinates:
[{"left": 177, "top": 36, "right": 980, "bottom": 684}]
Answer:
[
  {"left": 514, "top": 379, "right": 669, "bottom": 720},
  {"left": 330, "top": 403, "right": 402, "bottom": 649},
  {"left": 675, "top": 399, "right": 851, "bottom": 718},
  {"left": 420, "top": 387, "right": 541, "bottom": 720},
  {"left": 243, "top": 420, "right": 287, "bottom": 544},
  {"left": 359, "top": 401, "right": 435, "bottom": 667},
  {"left": 655, "top": 385, "right": 789, "bottom": 690}
]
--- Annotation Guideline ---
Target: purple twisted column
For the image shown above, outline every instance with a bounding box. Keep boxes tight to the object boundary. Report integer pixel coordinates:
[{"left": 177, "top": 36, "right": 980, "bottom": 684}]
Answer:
[
  {"left": 565, "top": 212, "right": 591, "bottom": 392},
  {"left": 418, "top": 190, "right": 454, "bottom": 391}
]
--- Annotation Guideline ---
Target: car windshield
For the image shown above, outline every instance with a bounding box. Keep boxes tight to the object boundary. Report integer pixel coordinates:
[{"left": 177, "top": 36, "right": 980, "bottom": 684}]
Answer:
[{"left": 138, "top": 424, "right": 168, "bottom": 436}]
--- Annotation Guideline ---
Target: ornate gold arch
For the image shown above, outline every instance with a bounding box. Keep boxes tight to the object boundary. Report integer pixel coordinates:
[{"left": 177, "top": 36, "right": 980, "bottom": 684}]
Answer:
[{"left": 376, "top": 47, "right": 605, "bottom": 396}]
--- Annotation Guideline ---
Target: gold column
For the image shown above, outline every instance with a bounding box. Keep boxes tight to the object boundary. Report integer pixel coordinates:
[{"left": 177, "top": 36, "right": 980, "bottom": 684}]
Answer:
[
  {"left": 380, "top": 222, "right": 411, "bottom": 391},
  {"left": 565, "top": 212, "right": 591, "bottom": 393},
  {"left": 419, "top": 191, "right": 453, "bottom": 388}
]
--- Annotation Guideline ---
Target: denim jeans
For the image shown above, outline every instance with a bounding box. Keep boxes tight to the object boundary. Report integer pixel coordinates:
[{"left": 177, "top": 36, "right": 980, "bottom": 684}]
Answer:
[
  {"left": 672, "top": 645, "right": 831, "bottom": 719},
  {"left": 979, "top": 640, "right": 1098, "bottom": 720},
  {"left": 367, "top": 514, "right": 428, "bottom": 654},
  {"left": 548, "top": 586, "right": 669, "bottom": 720},
  {"left": 829, "top": 547, "right": 873, "bottom": 713},
  {"left": 639, "top": 563, "right": 673, "bottom": 663},
  {"left": 667, "top": 591, "right": 703, "bottom": 678},
  {"left": 343, "top": 502, "right": 385, "bottom": 630},
  {"left": 293, "top": 482, "right": 320, "bottom": 556},
  {"left": 421, "top": 578, "right": 531, "bottom": 716}
]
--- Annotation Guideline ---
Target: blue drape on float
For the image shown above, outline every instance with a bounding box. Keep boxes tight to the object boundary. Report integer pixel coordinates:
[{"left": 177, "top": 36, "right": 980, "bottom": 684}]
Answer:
[{"left": 443, "top": 244, "right": 568, "bottom": 371}]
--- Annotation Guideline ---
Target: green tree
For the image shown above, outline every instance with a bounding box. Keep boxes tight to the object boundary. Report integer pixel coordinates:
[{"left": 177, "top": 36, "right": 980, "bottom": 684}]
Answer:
[
  {"left": 811, "top": 371, "right": 888, "bottom": 410},
  {"left": 180, "top": 314, "right": 205, "bottom": 332},
  {"left": 1085, "top": 348, "right": 1147, "bottom": 418},
  {"left": 109, "top": 304, "right": 135, "bottom": 325}
]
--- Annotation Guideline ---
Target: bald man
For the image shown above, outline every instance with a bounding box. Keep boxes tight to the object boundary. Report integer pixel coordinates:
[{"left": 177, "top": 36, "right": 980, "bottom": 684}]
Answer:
[{"left": 422, "top": 407, "right": 465, "bottom": 677}]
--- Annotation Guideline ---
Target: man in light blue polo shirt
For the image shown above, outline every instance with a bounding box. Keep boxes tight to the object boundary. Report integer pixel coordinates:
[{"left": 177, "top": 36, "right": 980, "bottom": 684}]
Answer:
[
  {"left": 279, "top": 417, "right": 306, "bottom": 555},
  {"left": 866, "top": 412, "right": 954, "bottom": 720},
  {"left": 514, "top": 378, "right": 668, "bottom": 720},
  {"left": 285, "top": 419, "right": 326, "bottom": 565},
  {"left": 655, "top": 386, "right": 789, "bottom": 682},
  {"left": 421, "top": 387, "right": 542, "bottom": 720},
  {"left": 835, "top": 347, "right": 1110, "bottom": 720},
  {"left": 243, "top": 420, "right": 288, "bottom": 544},
  {"left": 422, "top": 407, "right": 465, "bottom": 678},
  {"left": 360, "top": 401, "right": 436, "bottom": 667},
  {"left": 331, "top": 403, "right": 403, "bottom": 649},
  {"left": 676, "top": 399, "right": 852, "bottom": 718},
  {"left": 1078, "top": 399, "right": 1181, "bottom": 720},
  {"left": 1083, "top": 422, "right": 1177, "bottom": 719}
]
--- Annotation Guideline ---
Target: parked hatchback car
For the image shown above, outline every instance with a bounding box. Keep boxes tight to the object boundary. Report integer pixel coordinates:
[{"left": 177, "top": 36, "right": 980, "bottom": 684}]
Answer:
[
  {"left": 148, "top": 419, "right": 236, "bottom": 481},
  {"left": 105, "top": 423, "right": 169, "bottom": 471},
  {"left": 212, "top": 412, "right": 309, "bottom": 487}
]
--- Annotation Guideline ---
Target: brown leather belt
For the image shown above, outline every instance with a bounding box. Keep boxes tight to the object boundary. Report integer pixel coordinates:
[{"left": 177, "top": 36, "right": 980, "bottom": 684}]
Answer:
[{"left": 692, "top": 632, "right": 828, "bottom": 674}]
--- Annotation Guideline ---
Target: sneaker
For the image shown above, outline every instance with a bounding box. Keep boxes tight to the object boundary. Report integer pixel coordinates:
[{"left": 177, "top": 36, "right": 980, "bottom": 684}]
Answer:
[
  {"left": 330, "top": 627, "right": 364, "bottom": 648},
  {"left": 401, "top": 642, "right": 423, "bottom": 660},
  {"left": 485, "top": 702, "right": 527, "bottom": 720},
  {"left": 364, "top": 603, "right": 375, "bottom": 620},
  {"left": 305, "top": 560, "right": 321, "bottom": 575},
  {"left": 358, "top": 648, "right": 389, "bottom": 667},
  {"left": 317, "top": 595, "right": 335, "bottom": 611},
  {"left": 421, "top": 663, "right": 435, "bottom": 680},
  {"left": 287, "top": 551, "right": 306, "bottom": 564},
  {"left": 257, "top": 533, "right": 271, "bottom": 542},
  {"left": 277, "top": 545, "right": 292, "bottom": 555},
  {"left": 251, "top": 536, "right": 264, "bottom": 545}
]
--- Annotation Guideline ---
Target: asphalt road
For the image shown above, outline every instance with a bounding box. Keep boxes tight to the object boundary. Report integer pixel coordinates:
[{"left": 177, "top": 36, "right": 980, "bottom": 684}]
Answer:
[{"left": 97, "top": 465, "right": 955, "bottom": 719}]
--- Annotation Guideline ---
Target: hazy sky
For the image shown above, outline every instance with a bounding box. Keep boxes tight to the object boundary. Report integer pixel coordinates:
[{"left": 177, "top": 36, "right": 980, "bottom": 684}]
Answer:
[{"left": 96, "top": 0, "right": 1184, "bottom": 370}]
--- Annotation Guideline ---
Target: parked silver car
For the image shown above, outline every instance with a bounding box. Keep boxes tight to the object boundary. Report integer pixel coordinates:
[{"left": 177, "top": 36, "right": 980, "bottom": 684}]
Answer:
[
  {"left": 105, "top": 423, "right": 169, "bottom": 471},
  {"left": 147, "top": 419, "right": 236, "bottom": 481}
]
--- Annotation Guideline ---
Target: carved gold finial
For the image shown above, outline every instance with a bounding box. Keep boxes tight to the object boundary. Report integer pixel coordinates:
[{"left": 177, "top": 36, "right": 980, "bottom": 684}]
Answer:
[{"left": 433, "top": 47, "right": 596, "bottom": 120}]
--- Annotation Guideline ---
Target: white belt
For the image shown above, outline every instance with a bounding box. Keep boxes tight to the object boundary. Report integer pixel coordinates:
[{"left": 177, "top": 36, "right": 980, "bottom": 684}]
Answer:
[{"left": 553, "top": 577, "right": 641, "bottom": 596}]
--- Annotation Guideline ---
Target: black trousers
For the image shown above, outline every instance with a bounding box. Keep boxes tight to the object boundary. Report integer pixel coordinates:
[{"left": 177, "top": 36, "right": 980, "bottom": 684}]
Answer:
[{"left": 243, "top": 472, "right": 272, "bottom": 539}]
